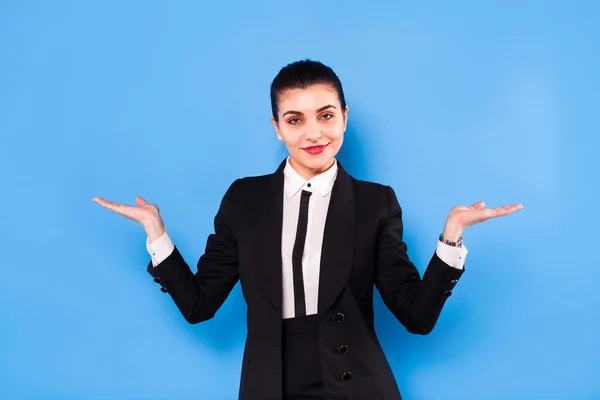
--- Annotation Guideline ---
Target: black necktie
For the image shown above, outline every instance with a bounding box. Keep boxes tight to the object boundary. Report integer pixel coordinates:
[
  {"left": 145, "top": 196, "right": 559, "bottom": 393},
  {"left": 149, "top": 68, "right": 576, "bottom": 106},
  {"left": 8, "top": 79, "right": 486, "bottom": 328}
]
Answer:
[{"left": 292, "top": 189, "right": 312, "bottom": 317}]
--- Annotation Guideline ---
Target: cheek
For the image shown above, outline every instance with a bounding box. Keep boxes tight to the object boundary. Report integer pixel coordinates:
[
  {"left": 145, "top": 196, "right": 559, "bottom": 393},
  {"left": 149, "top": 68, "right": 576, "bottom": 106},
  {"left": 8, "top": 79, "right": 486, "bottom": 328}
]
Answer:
[
  {"left": 280, "top": 128, "right": 303, "bottom": 146},
  {"left": 325, "top": 125, "right": 345, "bottom": 142}
]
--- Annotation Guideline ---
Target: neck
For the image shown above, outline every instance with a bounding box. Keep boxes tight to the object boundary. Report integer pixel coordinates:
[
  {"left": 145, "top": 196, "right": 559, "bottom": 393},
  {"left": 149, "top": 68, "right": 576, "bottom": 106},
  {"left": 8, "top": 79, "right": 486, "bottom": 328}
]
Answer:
[{"left": 289, "top": 157, "right": 335, "bottom": 180}]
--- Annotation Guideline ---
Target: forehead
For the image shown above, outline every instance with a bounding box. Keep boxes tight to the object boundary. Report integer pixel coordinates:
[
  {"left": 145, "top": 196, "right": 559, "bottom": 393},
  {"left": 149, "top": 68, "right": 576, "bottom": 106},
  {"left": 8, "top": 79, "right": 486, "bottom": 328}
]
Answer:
[{"left": 277, "top": 83, "right": 339, "bottom": 113}]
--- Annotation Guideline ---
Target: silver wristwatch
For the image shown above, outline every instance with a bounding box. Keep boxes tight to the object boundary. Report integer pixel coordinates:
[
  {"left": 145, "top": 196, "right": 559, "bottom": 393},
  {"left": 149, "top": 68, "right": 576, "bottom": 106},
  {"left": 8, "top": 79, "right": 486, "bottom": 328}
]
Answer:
[{"left": 439, "top": 233, "right": 463, "bottom": 247}]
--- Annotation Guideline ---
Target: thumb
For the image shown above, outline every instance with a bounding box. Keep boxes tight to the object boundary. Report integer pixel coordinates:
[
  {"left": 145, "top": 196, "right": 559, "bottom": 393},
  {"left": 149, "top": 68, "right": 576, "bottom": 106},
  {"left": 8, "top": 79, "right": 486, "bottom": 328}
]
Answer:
[
  {"left": 135, "top": 196, "right": 147, "bottom": 206},
  {"left": 470, "top": 201, "right": 485, "bottom": 209}
]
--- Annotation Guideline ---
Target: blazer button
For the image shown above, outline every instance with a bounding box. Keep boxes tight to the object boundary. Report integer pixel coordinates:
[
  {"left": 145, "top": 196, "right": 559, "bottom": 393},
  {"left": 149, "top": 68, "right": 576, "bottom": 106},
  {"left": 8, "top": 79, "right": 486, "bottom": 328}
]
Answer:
[
  {"left": 338, "top": 344, "right": 349, "bottom": 355},
  {"left": 450, "top": 279, "right": 458, "bottom": 285},
  {"left": 160, "top": 287, "right": 168, "bottom": 293},
  {"left": 443, "top": 290, "right": 452, "bottom": 297},
  {"left": 341, "top": 372, "right": 352, "bottom": 382},
  {"left": 153, "top": 277, "right": 161, "bottom": 284},
  {"left": 333, "top": 313, "right": 345, "bottom": 322}
]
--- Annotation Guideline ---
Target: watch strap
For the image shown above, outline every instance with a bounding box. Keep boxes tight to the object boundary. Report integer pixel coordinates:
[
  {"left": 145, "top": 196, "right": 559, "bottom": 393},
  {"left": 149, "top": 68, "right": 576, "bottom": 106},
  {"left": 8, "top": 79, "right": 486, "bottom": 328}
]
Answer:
[{"left": 439, "top": 233, "right": 463, "bottom": 247}]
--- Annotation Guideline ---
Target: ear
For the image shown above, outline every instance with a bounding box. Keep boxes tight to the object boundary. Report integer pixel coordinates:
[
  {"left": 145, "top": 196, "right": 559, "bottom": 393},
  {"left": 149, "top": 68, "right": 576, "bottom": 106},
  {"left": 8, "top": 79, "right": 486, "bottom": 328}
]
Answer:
[
  {"left": 271, "top": 115, "right": 283, "bottom": 140},
  {"left": 343, "top": 105, "right": 349, "bottom": 132}
]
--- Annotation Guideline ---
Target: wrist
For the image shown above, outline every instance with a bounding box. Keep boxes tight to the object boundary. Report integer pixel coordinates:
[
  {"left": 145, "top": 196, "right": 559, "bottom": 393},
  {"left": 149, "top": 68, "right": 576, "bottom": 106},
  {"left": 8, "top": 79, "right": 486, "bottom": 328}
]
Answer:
[
  {"left": 442, "top": 221, "right": 463, "bottom": 242},
  {"left": 144, "top": 217, "right": 166, "bottom": 242}
]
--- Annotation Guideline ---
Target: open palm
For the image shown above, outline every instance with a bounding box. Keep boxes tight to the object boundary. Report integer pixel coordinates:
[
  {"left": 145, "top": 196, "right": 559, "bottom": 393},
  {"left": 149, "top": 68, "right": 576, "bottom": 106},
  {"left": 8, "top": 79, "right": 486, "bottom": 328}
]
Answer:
[
  {"left": 449, "top": 201, "right": 523, "bottom": 229},
  {"left": 92, "top": 196, "right": 159, "bottom": 226}
]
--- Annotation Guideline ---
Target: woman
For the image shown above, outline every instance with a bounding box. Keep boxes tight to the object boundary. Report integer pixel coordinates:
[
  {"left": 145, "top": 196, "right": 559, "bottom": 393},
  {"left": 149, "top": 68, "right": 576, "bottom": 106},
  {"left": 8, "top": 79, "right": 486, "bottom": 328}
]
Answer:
[{"left": 93, "top": 59, "right": 523, "bottom": 400}]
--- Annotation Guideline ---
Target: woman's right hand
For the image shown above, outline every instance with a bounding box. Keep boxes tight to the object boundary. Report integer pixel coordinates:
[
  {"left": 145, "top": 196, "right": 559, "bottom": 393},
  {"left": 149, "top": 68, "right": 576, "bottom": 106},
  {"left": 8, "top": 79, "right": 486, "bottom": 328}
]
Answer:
[{"left": 92, "top": 196, "right": 166, "bottom": 241}]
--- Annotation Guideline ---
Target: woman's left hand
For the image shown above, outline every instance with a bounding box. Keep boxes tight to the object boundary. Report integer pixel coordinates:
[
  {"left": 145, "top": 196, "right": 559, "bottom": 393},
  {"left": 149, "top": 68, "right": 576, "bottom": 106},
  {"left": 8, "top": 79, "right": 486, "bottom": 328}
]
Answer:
[{"left": 442, "top": 201, "right": 524, "bottom": 241}]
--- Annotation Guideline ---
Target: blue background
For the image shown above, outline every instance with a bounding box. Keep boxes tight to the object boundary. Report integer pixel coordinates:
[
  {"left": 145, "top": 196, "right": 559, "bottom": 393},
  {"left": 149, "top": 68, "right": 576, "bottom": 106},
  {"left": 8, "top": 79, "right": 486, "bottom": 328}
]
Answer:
[{"left": 1, "top": 1, "right": 599, "bottom": 399}]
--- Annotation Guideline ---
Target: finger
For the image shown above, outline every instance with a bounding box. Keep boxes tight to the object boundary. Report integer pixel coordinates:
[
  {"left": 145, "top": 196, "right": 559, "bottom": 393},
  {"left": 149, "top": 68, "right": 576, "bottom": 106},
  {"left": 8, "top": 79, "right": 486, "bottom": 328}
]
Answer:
[
  {"left": 487, "top": 204, "right": 523, "bottom": 218},
  {"left": 93, "top": 197, "right": 112, "bottom": 206},
  {"left": 470, "top": 201, "right": 485, "bottom": 210},
  {"left": 136, "top": 196, "right": 147, "bottom": 206},
  {"left": 92, "top": 197, "right": 127, "bottom": 214},
  {"left": 497, "top": 204, "right": 523, "bottom": 213}
]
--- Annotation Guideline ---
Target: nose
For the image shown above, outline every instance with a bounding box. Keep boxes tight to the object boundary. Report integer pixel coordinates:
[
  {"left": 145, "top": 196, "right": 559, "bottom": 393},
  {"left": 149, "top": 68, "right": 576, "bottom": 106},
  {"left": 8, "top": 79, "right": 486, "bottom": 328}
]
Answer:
[{"left": 304, "top": 123, "right": 322, "bottom": 142}]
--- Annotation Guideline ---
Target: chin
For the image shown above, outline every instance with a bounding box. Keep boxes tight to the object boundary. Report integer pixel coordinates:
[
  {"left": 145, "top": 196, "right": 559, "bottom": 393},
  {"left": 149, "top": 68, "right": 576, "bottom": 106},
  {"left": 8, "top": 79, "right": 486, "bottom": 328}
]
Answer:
[{"left": 299, "top": 154, "right": 335, "bottom": 171}]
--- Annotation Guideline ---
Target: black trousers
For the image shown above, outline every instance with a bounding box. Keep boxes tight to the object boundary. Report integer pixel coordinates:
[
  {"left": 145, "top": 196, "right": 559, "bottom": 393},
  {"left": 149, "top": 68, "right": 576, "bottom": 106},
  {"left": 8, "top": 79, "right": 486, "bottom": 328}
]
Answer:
[{"left": 282, "top": 314, "right": 327, "bottom": 400}]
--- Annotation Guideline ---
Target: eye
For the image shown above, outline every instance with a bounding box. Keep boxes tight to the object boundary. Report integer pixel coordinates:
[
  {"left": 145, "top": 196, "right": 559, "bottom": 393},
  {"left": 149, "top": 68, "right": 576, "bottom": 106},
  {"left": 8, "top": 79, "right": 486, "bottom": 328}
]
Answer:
[
  {"left": 320, "top": 113, "right": 333, "bottom": 120},
  {"left": 287, "top": 117, "right": 301, "bottom": 125}
]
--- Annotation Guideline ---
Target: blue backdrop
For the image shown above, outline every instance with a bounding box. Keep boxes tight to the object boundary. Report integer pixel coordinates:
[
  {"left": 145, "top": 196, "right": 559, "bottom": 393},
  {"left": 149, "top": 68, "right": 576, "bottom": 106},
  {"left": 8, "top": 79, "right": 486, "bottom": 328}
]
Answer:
[{"left": 1, "top": 1, "right": 599, "bottom": 399}]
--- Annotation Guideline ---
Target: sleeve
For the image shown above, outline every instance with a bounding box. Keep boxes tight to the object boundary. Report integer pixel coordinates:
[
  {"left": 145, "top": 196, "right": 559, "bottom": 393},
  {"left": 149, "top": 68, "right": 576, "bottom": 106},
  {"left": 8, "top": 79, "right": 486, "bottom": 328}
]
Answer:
[
  {"left": 146, "top": 230, "right": 175, "bottom": 267},
  {"left": 146, "top": 179, "right": 241, "bottom": 324},
  {"left": 435, "top": 240, "right": 468, "bottom": 270},
  {"left": 373, "top": 185, "right": 465, "bottom": 335}
]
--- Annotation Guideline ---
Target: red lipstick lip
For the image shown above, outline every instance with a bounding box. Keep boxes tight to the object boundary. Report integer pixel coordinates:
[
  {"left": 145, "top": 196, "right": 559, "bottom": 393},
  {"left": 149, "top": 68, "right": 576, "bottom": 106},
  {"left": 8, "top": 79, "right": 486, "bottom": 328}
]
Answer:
[{"left": 302, "top": 144, "right": 328, "bottom": 155}]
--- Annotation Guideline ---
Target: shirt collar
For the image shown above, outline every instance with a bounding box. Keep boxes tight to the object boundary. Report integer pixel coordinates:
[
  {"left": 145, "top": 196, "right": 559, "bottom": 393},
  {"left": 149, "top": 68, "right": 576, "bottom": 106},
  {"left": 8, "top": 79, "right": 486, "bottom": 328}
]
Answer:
[{"left": 283, "top": 156, "right": 338, "bottom": 198}]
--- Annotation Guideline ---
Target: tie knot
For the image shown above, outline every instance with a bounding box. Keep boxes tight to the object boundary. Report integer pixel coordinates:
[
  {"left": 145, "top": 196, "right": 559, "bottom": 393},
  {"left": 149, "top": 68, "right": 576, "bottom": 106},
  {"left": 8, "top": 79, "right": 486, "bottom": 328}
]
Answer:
[{"left": 301, "top": 189, "right": 313, "bottom": 198}]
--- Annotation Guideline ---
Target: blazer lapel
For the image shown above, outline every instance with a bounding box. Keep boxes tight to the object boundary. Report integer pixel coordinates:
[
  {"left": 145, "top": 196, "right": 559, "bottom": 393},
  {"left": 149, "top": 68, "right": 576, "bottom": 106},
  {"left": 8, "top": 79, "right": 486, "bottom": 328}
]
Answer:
[
  {"left": 254, "top": 159, "right": 286, "bottom": 312},
  {"left": 253, "top": 159, "right": 356, "bottom": 315},
  {"left": 317, "top": 162, "right": 355, "bottom": 313}
]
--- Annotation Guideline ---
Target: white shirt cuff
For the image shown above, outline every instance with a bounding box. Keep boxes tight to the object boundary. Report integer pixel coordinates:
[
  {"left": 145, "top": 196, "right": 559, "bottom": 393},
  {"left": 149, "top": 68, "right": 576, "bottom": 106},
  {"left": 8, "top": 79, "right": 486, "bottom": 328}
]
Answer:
[
  {"left": 146, "top": 230, "right": 175, "bottom": 267},
  {"left": 435, "top": 240, "right": 468, "bottom": 270}
]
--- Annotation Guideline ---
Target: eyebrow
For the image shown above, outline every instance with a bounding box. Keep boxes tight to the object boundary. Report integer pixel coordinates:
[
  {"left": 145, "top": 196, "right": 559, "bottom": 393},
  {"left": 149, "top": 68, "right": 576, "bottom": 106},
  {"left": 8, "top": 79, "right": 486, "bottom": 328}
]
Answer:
[{"left": 282, "top": 104, "right": 337, "bottom": 118}]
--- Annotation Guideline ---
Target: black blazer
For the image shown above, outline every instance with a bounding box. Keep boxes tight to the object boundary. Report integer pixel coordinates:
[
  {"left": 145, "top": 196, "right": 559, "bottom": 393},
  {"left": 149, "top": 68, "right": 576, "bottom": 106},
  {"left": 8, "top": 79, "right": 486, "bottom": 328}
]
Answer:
[{"left": 147, "top": 159, "right": 464, "bottom": 400}]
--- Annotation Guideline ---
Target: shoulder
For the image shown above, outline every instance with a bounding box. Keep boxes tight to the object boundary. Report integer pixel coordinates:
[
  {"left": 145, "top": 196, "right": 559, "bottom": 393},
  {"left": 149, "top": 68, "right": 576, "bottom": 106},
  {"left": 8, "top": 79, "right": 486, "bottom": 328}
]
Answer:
[
  {"left": 348, "top": 176, "right": 400, "bottom": 214},
  {"left": 350, "top": 176, "right": 389, "bottom": 193},
  {"left": 219, "top": 171, "right": 275, "bottom": 203},
  {"left": 349, "top": 175, "right": 396, "bottom": 199},
  {"left": 216, "top": 173, "right": 274, "bottom": 222},
  {"left": 227, "top": 172, "right": 273, "bottom": 193}
]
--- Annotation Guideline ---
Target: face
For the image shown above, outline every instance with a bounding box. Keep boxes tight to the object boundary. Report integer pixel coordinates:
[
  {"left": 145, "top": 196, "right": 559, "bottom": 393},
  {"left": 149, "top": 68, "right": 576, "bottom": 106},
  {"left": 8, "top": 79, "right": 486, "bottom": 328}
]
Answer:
[{"left": 271, "top": 83, "right": 348, "bottom": 180}]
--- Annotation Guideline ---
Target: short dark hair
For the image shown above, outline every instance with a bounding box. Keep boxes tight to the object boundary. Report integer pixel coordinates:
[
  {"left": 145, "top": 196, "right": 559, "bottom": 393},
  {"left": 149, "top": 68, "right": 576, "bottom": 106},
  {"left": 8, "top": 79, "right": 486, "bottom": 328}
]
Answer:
[{"left": 270, "top": 59, "right": 346, "bottom": 122}]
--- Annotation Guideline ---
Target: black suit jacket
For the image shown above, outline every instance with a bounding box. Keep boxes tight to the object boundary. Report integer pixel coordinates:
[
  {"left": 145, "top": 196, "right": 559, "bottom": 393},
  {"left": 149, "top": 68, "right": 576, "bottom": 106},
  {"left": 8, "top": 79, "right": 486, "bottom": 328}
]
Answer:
[{"left": 147, "top": 159, "right": 464, "bottom": 400}]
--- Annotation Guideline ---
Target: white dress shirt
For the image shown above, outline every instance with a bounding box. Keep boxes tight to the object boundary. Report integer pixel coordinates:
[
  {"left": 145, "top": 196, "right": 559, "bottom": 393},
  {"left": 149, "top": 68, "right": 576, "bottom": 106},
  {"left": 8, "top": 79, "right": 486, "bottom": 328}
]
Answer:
[{"left": 146, "top": 157, "right": 468, "bottom": 319}]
